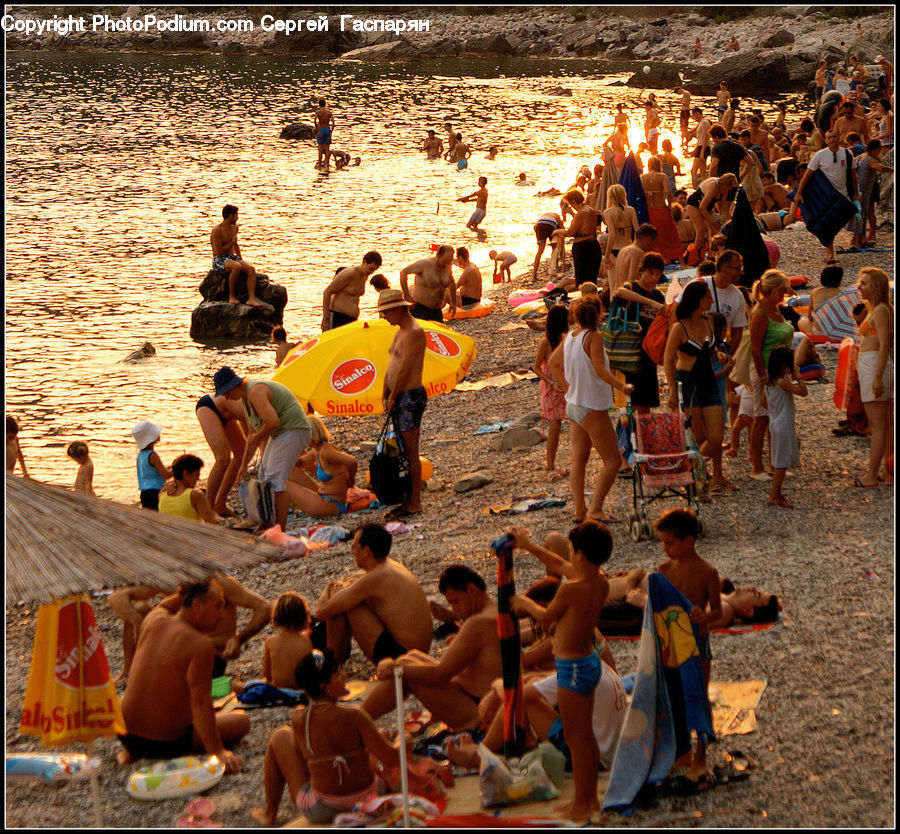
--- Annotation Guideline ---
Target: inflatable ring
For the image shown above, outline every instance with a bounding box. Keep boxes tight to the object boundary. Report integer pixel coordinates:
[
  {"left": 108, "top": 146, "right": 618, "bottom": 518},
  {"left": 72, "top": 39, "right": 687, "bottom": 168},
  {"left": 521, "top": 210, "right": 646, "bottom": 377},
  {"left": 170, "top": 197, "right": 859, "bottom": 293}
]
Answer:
[
  {"left": 815, "top": 90, "right": 845, "bottom": 134},
  {"left": 127, "top": 755, "right": 225, "bottom": 801},
  {"left": 508, "top": 283, "right": 554, "bottom": 307},
  {"left": 444, "top": 299, "right": 495, "bottom": 320},
  {"left": 799, "top": 363, "right": 826, "bottom": 380}
]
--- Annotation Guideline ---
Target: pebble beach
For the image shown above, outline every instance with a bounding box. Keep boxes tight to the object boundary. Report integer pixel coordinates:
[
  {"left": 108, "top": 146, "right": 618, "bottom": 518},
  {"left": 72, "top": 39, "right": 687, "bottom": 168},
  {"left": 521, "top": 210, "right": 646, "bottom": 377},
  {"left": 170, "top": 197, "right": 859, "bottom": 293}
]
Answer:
[{"left": 5, "top": 208, "right": 895, "bottom": 827}]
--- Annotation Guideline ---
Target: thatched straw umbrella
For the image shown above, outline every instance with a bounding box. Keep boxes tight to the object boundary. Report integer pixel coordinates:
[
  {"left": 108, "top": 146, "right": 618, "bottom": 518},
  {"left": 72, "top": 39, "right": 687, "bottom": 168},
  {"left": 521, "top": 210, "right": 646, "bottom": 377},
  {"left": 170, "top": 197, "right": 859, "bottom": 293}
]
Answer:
[{"left": 6, "top": 474, "right": 282, "bottom": 606}]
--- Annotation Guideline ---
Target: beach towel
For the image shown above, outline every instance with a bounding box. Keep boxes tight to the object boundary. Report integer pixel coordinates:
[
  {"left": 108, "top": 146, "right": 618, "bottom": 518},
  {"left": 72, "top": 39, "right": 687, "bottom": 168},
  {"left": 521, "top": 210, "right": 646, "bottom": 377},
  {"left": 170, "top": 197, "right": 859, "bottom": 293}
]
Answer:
[
  {"left": 788, "top": 170, "right": 857, "bottom": 248},
  {"left": 602, "top": 572, "right": 715, "bottom": 813},
  {"left": 724, "top": 189, "right": 770, "bottom": 288},
  {"left": 812, "top": 288, "right": 862, "bottom": 343},
  {"left": 618, "top": 153, "right": 649, "bottom": 226},
  {"left": 491, "top": 534, "right": 528, "bottom": 757},
  {"left": 235, "top": 680, "right": 303, "bottom": 708},
  {"left": 647, "top": 206, "right": 683, "bottom": 262}
]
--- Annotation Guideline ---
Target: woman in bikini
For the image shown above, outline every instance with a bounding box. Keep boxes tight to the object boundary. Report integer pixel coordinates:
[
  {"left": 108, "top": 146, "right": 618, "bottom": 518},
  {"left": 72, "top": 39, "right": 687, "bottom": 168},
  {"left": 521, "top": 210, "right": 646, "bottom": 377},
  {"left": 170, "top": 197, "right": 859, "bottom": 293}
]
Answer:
[
  {"left": 549, "top": 297, "right": 633, "bottom": 524},
  {"left": 553, "top": 190, "right": 602, "bottom": 289},
  {"left": 250, "top": 649, "right": 400, "bottom": 826},
  {"left": 602, "top": 184, "right": 638, "bottom": 294},
  {"left": 641, "top": 157, "right": 682, "bottom": 262},
  {"left": 195, "top": 389, "right": 249, "bottom": 516},
  {"left": 286, "top": 416, "right": 357, "bottom": 517},
  {"left": 663, "top": 280, "right": 737, "bottom": 493},
  {"left": 854, "top": 267, "right": 894, "bottom": 487},
  {"left": 684, "top": 173, "right": 738, "bottom": 255}
]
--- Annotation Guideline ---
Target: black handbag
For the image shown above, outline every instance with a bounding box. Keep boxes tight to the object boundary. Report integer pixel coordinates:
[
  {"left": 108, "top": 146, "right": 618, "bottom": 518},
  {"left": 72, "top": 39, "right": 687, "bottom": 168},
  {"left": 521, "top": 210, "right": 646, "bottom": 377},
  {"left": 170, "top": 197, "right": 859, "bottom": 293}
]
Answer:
[{"left": 368, "top": 413, "right": 411, "bottom": 506}]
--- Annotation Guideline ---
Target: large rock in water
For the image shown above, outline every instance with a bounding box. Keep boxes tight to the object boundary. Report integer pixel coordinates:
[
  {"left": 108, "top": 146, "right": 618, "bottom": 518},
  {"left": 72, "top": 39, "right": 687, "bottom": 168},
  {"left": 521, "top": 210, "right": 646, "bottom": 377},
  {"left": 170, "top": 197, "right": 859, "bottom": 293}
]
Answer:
[
  {"left": 626, "top": 64, "right": 684, "bottom": 89},
  {"left": 339, "top": 38, "right": 417, "bottom": 60},
  {"left": 685, "top": 50, "right": 815, "bottom": 94},
  {"left": 190, "top": 270, "right": 287, "bottom": 342},
  {"left": 279, "top": 123, "right": 315, "bottom": 140}
]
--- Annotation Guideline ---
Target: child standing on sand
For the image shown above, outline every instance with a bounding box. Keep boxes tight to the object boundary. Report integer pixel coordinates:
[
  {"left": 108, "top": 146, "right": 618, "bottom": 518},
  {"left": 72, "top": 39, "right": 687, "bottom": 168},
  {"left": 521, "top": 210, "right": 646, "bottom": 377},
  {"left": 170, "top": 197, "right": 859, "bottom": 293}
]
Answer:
[
  {"left": 654, "top": 508, "right": 721, "bottom": 787},
  {"left": 67, "top": 441, "right": 96, "bottom": 496},
  {"left": 533, "top": 304, "right": 570, "bottom": 482},
  {"left": 6, "top": 415, "right": 29, "bottom": 477},
  {"left": 764, "top": 346, "right": 807, "bottom": 508},
  {"left": 264, "top": 592, "right": 313, "bottom": 689},
  {"left": 130, "top": 420, "right": 171, "bottom": 511},
  {"left": 511, "top": 520, "right": 611, "bottom": 824}
]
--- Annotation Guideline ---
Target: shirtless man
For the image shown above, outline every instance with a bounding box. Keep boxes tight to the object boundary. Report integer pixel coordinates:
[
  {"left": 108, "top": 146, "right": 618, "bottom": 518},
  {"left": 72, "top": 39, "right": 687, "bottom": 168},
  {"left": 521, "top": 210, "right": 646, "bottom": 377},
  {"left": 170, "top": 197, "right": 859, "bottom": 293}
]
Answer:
[
  {"left": 644, "top": 100, "right": 661, "bottom": 155},
  {"left": 211, "top": 205, "right": 266, "bottom": 309},
  {"left": 747, "top": 115, "right": 770, "bottom": 151},
  {"left": 835, "top": 101, "right": 870, "bottom": 144},
  {"left": 399, "top": 245, "right": 456, "bottom": 322},
  {"left": 422, "top": 129, "right": 444, "bottom": 159},
  {"left": 448, "top": 134, "right": 471, "bottom": 163},
  {"left": 362, "top": 565, "right": 502, "bottom": 731},
  {"left": 116, "top": 579, "right": 250, "bottom": 769},
  {"left": 315, "top": 523, "right": 433, "bottom": 664},
  {"left": 604, "top": 123, "right": 630, "bottom": 169},
  {"left": 675, "top": 87, "right": 692, "bottom": 149},
  {"left": 321, "top": 251, "right": 383, "bottom": 331},
  {"left": 454, "top": 246, "right": 482, "bottom": 306},
  {"left": 609, "top": 223, "right": 658, "bottom": 296},
  {"left": 314, "top": 97, "right": 335, "bottom": 170},
  {"left": 688, "top": 107, "right": 712, "bottom": 188},
  {"left": 443, "top": 122, "right": 458, "bottom": 158},
  {"left": 457, "top": 176, "right": 488, "bottom": 230},
  {"left": 378, "top": 289, "right": 428, "bottom": 515},
  {"left": 108, "top": 572, "right": 272, "bottom": 681},
  {"left": 760, "top": 172, "right": 792, "bottom": 211}
]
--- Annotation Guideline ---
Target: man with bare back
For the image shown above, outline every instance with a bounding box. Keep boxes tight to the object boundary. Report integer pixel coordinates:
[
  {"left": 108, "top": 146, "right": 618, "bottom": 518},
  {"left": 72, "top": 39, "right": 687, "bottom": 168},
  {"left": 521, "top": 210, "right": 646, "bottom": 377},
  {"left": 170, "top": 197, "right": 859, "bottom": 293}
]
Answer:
[
  {"left": 116, "top": 579, "right": 249, "bottom": 770},
  {"left": 314, "top": 97, "right": 335, "bottom": 170},
  {"left": 362, "top": 565, "right": 503, "bottom": 731},
  {"left": 321, "top": 250, "right": 383, "bottom": 330},
  {"left": 315, "top": 523, "right": 432, "bottom": 664},
  {"left": 211, "top": 205, "right": 267, "bottom": 308},
  {"left": 399, "top": 245, "right": 456, "bottom": 322},
  {"left": 377, "top": 288, "right": 428, "bottom": 516}
]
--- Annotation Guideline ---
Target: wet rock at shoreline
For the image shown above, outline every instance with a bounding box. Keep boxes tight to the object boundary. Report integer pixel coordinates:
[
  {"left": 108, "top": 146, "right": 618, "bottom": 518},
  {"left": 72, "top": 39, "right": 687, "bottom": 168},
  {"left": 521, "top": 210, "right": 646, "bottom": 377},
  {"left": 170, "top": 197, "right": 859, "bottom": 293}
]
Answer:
[
  {"left": 685, "top": 50, "right": 814, "bottom": 95},
  {"left": 279, "top": 122, "right": 315, "bottom": 140},
  {"left": 190, "top": 270, "right": 286, "bottom": 342}
]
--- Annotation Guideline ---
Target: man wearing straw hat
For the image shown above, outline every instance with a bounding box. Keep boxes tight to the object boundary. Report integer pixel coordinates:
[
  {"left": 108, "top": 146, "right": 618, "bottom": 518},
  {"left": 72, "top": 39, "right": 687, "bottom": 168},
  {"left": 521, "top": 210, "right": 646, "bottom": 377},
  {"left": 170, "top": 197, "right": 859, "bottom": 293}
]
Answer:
[
  {"left": 214, "top": 366, "right": 310, "bottom": 532},
  {"left": 377, "top": 289, "right": 427, "bottom": 518},
  {"left": 117, "top": 578, "right": 249, "bottom": 772}
]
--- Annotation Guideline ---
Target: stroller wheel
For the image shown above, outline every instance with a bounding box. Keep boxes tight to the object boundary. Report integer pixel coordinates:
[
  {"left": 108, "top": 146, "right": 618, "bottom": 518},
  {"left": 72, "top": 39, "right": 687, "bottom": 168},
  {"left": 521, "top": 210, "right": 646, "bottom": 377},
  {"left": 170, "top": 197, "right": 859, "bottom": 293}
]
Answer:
[
  {"left": 630, "top": 519, "right": 644, "bottom": 542},
  {"left": 641, "top": 520, "right": 655, "bottom": 540}
]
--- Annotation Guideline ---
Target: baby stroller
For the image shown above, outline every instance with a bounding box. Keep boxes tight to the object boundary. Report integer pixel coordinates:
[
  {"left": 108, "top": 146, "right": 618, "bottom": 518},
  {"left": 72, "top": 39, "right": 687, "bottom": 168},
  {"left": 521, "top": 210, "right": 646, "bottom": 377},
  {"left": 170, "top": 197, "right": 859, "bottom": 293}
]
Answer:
[{"left": 623, "top": 382, "right": 705, "bottom": 542}]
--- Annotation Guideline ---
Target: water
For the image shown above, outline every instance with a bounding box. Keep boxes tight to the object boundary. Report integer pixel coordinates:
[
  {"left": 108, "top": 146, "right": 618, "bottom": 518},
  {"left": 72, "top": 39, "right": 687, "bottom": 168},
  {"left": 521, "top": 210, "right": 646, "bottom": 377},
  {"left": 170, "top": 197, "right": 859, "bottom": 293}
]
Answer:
[{"left": 5, "top": 51, "right": 802, "bottom": 499}]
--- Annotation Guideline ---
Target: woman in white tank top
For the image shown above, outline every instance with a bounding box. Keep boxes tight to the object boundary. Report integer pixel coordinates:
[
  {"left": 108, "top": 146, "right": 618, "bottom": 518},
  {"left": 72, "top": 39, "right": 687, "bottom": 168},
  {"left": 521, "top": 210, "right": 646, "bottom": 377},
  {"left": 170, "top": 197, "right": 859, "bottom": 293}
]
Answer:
[{"left": 549, "top": 297, "right": 633, "bottom": 523}]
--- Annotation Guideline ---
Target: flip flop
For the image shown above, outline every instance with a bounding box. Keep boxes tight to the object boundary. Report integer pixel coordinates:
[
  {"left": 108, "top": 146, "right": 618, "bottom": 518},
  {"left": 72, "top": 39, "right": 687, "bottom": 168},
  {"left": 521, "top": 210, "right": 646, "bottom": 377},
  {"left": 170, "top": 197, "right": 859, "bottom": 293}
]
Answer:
[{"left": 852, "top": 478, "right": 879, "bottom": 488}]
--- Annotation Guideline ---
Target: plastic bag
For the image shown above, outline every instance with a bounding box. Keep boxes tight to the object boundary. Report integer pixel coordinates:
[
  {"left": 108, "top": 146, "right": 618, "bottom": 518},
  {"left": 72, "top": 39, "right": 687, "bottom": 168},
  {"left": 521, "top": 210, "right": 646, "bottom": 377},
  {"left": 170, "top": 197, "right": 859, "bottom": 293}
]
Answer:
[
  {"left": 477, "top": 743, "right": 560, "bottom": 808},
  {"left": 519, "top": 742, "right": 567, "bottom": 788}
]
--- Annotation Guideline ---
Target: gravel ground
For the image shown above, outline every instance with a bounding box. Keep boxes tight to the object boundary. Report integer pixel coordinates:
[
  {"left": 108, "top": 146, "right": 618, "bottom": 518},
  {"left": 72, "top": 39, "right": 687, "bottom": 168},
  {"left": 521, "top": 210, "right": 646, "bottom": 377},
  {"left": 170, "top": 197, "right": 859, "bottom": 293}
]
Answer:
[{"left": 5, "top": 219, "right": 894, "bottom": 828}]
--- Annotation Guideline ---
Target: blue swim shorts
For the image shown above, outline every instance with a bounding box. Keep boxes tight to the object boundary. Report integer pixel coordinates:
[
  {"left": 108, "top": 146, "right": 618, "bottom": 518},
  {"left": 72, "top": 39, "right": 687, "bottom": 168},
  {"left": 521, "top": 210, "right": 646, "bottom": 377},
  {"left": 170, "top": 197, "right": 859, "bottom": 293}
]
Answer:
[
  {"left": 212, "top": 253, "right": 240, "bottom": 271},
  {"left": 316, "top": 127, "right": 332, "bottom": 146},
  {"left": 392, "top": 386, "right": 428, "bottom": 432},
  {"left": 556, "top": 652, "right": 601, "bottom": 696}
]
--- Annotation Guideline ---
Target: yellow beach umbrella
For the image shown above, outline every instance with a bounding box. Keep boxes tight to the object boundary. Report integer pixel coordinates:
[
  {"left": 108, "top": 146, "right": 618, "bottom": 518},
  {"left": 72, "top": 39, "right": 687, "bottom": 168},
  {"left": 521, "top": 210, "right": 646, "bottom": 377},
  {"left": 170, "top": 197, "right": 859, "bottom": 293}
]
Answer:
[{"left": 272, "top": 319, "right": 476, "bottom": 416}]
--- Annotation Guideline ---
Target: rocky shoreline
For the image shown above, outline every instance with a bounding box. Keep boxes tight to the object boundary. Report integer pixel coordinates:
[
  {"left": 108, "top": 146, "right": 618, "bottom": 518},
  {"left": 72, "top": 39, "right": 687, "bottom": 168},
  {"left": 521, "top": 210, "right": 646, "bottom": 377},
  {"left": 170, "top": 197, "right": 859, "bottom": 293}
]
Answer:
[
  {"left": 5, "top": 210, "right": 895, "bottom": 826},
  {"left": 5, "top": 6, "right": 894, "bottom": 93}
]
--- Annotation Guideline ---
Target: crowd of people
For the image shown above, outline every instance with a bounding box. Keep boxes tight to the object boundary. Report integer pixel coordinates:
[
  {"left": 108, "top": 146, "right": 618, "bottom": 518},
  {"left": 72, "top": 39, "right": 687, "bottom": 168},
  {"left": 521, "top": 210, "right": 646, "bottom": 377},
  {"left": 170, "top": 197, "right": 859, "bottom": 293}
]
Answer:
[{"left": 6, "top": 55, "right": 894, "bottom": 827}]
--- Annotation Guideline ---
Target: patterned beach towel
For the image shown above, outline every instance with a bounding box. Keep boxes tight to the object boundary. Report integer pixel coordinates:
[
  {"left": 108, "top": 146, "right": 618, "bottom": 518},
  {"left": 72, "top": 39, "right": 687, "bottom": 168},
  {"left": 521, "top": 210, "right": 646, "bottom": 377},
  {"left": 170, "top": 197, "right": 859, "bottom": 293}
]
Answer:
[{"left": 603, "top": 573, "right": 715, "bottom": 813}]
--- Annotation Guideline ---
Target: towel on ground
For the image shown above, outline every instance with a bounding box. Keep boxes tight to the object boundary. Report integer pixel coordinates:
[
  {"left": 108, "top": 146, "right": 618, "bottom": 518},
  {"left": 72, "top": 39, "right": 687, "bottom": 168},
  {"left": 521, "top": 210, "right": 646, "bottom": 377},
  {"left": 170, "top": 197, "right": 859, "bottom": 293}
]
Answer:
[{"left": 602, "top": 572, "right": 715, "bottom": 813}]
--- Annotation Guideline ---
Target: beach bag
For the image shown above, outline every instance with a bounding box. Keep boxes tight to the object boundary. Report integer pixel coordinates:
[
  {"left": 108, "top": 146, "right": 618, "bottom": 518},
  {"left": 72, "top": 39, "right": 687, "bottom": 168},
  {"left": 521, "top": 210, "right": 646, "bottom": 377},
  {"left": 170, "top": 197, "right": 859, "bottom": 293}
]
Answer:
[
  {"left": 478, "top": 743, "right": 560, "bottom": 808},
  {"left": 728, "top": 328, "right": 754, "bottom": 387},
  {"left": 368, "top": 414, "right": 410, "bottom": 506},
  {"left": 602, "top": 301, "right": 643, "bottom": 374},
  {"left": 238, "top": 477, "right": 276, "bottom": 527},
  {"left": 642, "top": 310, "right": 670, "bottom": 365}
]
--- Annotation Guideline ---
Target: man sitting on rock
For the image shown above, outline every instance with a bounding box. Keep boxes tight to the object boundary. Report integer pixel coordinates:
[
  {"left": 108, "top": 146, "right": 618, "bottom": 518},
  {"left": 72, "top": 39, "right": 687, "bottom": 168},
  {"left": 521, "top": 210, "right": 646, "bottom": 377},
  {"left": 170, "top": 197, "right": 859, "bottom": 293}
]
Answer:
[
  {"left": 361, "top": 564, "right": 503, "bottom": 732},
  {"left": 211, "top": 204, "right": 268, "bottom": 309},
  {"left": 116, "top": 578, "right": 250, "bottom": 770},
  {"left": 315, "top": 523, "right": 433, "bottom": 665}
]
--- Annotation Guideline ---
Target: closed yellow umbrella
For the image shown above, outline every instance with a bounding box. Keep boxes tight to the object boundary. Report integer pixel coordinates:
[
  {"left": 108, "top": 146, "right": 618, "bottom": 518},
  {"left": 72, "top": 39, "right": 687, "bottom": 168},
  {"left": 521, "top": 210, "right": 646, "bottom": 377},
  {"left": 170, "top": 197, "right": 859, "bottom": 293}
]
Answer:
[{"left": 272, "top": 319, "right": 476, "bottom": 416}]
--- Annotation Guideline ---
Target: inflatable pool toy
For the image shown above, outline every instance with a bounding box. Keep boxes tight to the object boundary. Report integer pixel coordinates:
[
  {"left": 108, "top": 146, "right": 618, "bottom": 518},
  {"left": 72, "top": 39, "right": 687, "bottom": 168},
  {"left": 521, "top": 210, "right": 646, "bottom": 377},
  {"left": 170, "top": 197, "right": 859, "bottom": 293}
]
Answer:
[
  {"left": 127, "top": 755, "right": 225, "bottom": 801},
  {"left": 799, "top": 363, "right": 826, "bottom": 380},
  {"left": 6, "top": 753, "right": 100, "bottom": 784},
  {"left": 508, "top": 284, "right": 554, "bottom": 307},
  {"left": 443, "top": 299, "right": 496, "bottom": 320},
  {"left": 789, "top": 275, "right": 809, "bottom": 289},
  {"left": 511, "top": 299, "right": 546, "bottom": 317},
  {"left": 211, "top": 676, "right": 231, "bottom": 698},
  {"left": 833, "top": 337, "right": 857, "bottom": 410},
  {"left": 457, "top": 159, "right": 467, "bottom": 170}
]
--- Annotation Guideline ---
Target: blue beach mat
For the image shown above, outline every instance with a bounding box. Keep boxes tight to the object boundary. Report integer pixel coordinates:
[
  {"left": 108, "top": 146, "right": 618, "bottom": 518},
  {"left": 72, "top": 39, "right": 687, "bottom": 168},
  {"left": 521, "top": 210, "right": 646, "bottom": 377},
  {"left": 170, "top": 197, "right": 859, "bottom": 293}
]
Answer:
[
  {"left": 603, "top": 572, "right": 715, "bottom": 813},
  {"left": 618, "top": 153, "right": 649, "bottom": 226},
  {"left": 788, "top": 170, "right": 858, "bottom": 248}
]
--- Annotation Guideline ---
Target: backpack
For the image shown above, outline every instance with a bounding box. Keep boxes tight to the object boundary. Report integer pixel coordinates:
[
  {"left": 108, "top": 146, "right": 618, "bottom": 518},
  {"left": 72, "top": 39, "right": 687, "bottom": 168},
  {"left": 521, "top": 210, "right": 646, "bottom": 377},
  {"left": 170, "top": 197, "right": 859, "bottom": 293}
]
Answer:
[{"left": 368, "top": 414, "right": 411, "bottom": 506}]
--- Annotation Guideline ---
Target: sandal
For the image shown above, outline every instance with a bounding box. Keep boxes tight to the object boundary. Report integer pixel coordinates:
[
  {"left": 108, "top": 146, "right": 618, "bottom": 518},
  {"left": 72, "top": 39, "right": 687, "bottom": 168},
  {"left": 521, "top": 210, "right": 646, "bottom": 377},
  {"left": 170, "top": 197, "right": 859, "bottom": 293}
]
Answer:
[{"left": 852, "top": 478, "right": 879, "bottom": 489}]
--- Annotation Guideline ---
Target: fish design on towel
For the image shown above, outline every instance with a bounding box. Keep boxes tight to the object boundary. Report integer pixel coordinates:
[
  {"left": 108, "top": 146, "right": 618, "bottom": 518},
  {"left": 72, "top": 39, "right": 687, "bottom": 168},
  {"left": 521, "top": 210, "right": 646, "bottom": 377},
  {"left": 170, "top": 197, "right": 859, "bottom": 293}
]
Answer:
[{"left": 602, "top": 572, "right": 715, "bottom": 813}]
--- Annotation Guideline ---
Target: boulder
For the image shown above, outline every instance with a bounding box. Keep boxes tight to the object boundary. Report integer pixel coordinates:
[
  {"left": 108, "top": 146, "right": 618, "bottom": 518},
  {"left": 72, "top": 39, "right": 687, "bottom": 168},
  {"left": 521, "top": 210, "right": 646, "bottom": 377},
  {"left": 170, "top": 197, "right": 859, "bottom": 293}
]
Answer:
[
  {"left": 546, "top": 86, "right": 573, "bottom": 96},
  {"left": 626, "top": 64, "right": 684, "bottom": 89},
  {"left": 843, "top": 37, "right": 881, "bottom": 64},
  {"left": 279, "top": 122, "right": 315, "bottom": 140},
  {"left": 685, "top": 49, "right": 815, "bottom": 94},
  {"left": 489, "top": 426, "right": 543, "bottom": 451},
  {"left": 759, "top": 29, "right": 795, "bottom": 48},
  {"left": 339, "top": 38, "right": 417, "bottom": 60},
  {"left": 573, "top": 33, "right": 602, "bottom": 57},
  {"left": 463, "top": 34, "right": 513, "bottom": 55},
  {"left": 191, "top": 270, "right": 287, "bottom": 342},
  {"left": 453, "top": 470, "right": 494, "bottom": 493}
]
